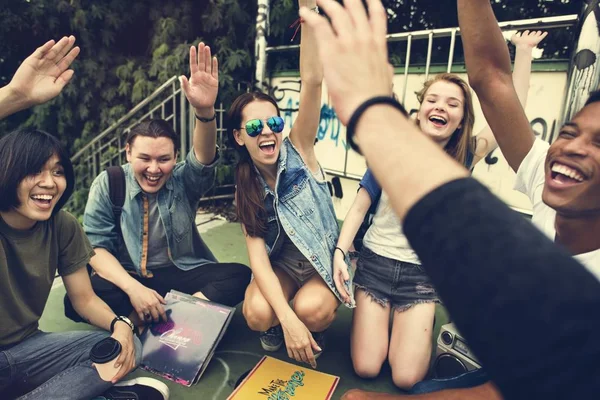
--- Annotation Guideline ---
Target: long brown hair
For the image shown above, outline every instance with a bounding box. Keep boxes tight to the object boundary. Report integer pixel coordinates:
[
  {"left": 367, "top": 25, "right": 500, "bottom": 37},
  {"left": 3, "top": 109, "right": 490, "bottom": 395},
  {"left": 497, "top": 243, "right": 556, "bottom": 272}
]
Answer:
[
  {"left": 228, "top": 92, "right": 281, "bottom": 238},
  {"left": 416, "top": 73, "right": 475, "bottom": 166}
]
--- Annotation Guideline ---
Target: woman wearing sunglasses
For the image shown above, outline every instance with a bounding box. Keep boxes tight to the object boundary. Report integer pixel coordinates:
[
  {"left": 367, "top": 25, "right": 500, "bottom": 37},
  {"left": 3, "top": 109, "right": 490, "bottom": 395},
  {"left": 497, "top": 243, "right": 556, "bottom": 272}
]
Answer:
[{"left": 227, "top": 0, "right": 353, "bottom": 369}]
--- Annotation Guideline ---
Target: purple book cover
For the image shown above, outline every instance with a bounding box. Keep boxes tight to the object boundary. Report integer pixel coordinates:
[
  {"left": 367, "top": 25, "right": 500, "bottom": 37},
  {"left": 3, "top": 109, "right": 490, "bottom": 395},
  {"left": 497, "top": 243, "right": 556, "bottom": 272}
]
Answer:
[{"left": 140, "top": 290, "right": 234, "bottom": 386}]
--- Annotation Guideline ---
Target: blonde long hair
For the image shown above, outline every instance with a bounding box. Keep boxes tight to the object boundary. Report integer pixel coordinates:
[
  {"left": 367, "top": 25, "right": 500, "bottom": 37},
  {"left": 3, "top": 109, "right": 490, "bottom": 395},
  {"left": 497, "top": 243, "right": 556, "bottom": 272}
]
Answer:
[{"left": 416, "top": 73, "right": 476, "bottom": 166}]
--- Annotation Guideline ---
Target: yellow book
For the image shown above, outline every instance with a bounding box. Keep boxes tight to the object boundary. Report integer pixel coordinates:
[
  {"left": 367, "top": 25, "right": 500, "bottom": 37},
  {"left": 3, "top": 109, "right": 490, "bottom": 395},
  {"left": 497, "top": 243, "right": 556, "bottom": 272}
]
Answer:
[{"left": 228, "top": 356, "right": 340, "bottom": 400}]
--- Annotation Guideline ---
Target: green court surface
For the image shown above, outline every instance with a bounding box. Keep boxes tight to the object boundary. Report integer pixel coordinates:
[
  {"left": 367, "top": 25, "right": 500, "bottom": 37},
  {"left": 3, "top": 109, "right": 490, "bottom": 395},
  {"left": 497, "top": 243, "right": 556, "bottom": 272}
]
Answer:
[{"left": 40, "top": 221, "right": 449, "bottom": 400}]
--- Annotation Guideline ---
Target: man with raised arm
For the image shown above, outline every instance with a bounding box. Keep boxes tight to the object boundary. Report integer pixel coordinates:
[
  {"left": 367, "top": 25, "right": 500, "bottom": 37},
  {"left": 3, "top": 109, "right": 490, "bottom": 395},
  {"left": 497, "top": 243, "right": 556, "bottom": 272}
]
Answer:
[{"left": 66, "top": 43, "right": 251, "bottom": 329}]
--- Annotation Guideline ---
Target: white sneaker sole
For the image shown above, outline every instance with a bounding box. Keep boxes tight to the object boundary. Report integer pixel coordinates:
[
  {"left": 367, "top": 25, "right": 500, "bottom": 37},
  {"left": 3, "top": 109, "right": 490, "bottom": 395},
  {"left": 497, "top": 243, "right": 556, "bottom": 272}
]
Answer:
[{"left": 114, "top": 377, "right": 170, "bottom": 399}]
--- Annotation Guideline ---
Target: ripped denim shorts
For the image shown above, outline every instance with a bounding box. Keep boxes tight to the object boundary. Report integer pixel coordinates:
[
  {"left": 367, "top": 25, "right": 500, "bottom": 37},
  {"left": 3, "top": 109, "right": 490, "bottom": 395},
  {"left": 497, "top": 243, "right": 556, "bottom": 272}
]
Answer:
[{"left": 354, "top": 246, "right": 440, "bottom": 312}]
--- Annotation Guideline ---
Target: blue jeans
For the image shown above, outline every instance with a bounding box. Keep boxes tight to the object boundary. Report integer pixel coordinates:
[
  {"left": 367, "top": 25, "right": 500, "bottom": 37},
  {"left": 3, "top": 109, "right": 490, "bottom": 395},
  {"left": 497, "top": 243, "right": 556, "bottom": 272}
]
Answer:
[
  {"left": 409, "top": 368, "right": 490, "bottom": 394},
  {"left": 0, "top": 330, "right": 142, "bottom": 400}
]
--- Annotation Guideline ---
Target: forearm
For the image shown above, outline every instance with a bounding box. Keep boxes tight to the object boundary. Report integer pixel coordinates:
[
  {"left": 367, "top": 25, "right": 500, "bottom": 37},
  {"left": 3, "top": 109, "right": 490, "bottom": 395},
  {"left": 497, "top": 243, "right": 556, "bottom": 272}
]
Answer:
[
  {"left": 337, "top": 191, "right": 371, "bottom": 252},
  {"left": 192, "top": 107, "right": 217, "bottom": 164},
  {"left": 90, "top": 248, "right": 141, "bottom": 295},
  {"left": 457, "top": 0, "right": 512, "bottom": 91},
  {"left": 472, "top": 45, "right": 536, "bottom": 164},
  {"left": 512, "top": 47, "right": 534, "bottom": 107},
  {"left": 0, "top": 85, "right": 30, "bottom": 119},
  {"left": 70, "top": 293, "right": 118, "bottom": 331},
  {"left": 299, "top": 0, "right": 323, "bottom": 86},
  {"left": 355, "top": 105, "right": 468, "bottom": 221}
]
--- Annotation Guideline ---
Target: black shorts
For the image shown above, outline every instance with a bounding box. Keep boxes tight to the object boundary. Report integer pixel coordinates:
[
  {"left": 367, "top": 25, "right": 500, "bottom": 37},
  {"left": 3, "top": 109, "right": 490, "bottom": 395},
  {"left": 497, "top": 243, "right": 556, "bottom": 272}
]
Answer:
[{"left": 354, "top": 247, "right": 440, "bottom": 312}]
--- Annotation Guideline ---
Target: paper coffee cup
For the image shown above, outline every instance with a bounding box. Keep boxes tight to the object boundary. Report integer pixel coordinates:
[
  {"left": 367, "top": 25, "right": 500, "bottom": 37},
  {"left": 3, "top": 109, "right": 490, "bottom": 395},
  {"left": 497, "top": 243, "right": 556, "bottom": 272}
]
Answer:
[{"left": 90, "top": 337, "right": 122, "bottom": 381}]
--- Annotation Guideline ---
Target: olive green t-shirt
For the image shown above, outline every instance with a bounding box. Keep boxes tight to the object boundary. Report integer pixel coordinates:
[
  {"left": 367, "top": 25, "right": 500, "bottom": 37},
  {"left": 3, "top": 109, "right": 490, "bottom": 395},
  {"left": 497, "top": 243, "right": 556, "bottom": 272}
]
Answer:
[{"left": 0, "top": 210, "right": 94, "bottom": 347}]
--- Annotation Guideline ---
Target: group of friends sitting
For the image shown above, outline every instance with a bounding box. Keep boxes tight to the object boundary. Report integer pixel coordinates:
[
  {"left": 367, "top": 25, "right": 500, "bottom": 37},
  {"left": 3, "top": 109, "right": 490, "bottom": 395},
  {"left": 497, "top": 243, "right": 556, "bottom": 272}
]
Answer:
[{"left": 1, "top": 0, "right": 599, "bottom": 399}]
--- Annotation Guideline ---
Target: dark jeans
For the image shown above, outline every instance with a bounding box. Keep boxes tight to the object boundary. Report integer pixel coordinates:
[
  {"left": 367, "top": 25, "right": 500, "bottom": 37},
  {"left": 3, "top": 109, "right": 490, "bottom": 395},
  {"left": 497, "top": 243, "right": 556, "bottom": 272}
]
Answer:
[
  {"left": 64, "top": 263, "right": 250, "bottom": 322},
  {"left": 0, "top": 330, "right": 142, "bottom": 400},
  {"left": 409, "top": 369, "right": 490, "bottom": 394}
]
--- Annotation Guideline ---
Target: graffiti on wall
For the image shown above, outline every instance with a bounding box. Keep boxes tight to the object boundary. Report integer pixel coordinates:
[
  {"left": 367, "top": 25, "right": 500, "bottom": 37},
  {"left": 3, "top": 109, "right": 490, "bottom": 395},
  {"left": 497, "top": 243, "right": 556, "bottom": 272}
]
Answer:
[
  {"left": 254, "top": 0, "right": 270, "bottom": 90},
  {"left": 564, "top": 0, "right": 600, "bottom": 120},
  {"left": 275, "top": 86, "right": 558, "bottom": 164}
]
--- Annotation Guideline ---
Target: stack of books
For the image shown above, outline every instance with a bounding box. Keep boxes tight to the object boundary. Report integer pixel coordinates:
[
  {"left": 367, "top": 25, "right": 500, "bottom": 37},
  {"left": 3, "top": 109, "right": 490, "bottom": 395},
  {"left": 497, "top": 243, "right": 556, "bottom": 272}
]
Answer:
[{"left": 139, "top": 290, "right": 234, "bottom": 387}]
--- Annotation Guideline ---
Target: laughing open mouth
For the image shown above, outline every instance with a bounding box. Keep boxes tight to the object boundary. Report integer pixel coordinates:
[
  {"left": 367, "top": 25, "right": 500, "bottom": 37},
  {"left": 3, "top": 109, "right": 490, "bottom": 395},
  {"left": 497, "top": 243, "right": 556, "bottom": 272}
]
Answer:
[
  {"left": 429, "top": 115, "right": 447, "bottom": 127},
  {"left": 30, "top": 194, "right": 54, "bottom": 207},
  {"left": 144, "top": 174, "right": 162, "bottom": 183},
  {"left": 258, "top": 140, "right": 276, "bottom": 154},
  {"left": 550, "top": 162, "right": 586, "bottom": 184}
]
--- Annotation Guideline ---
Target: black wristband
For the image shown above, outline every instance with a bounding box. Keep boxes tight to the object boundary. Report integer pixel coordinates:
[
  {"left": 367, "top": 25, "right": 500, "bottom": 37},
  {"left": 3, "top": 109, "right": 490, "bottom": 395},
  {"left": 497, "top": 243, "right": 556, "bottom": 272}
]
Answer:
[
  {"left": 346, "top": 96, "right": 408, "bottom": 155},
  {"left": 334, "top": 246, "right": 346, "bottom": 258},
  {"left": 110, "top": 316, "right": 134, "bottom": 333},
  {"left": 195, "top": 112, "right": 217, "bottom": 123}
]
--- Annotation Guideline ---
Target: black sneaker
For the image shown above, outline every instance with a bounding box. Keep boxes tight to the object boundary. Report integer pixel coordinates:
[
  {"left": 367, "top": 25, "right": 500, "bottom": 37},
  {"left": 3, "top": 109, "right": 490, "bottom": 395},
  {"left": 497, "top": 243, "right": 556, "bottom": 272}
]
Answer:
[
  {"left": 312, "top": 331, "right": 326, "bottom": 359},
  {"left": 96, "top": 377, "right": 169, "bottom": 400},
  {"left": 260, "top": 325, "right": 284, "bottom": 352}
]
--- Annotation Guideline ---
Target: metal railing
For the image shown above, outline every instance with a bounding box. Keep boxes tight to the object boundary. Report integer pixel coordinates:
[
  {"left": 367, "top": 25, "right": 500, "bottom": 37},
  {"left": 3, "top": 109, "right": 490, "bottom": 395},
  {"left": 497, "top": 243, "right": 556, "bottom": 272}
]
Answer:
[
  {"left": 265, "top": 14, "right": 578, "bottom": 179},
  {"left": 265, "top": 14, "right": 578, "bottom": 104},
  {"left": 70, "top": 76, "right": 227, "bottom": 210}
]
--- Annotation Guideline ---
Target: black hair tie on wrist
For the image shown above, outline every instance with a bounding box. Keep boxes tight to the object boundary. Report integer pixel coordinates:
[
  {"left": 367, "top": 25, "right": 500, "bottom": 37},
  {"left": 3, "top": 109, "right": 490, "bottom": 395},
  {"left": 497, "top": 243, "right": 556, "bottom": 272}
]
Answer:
[{"left": 346, "top": 96, "right": 408, "bottom": 155}]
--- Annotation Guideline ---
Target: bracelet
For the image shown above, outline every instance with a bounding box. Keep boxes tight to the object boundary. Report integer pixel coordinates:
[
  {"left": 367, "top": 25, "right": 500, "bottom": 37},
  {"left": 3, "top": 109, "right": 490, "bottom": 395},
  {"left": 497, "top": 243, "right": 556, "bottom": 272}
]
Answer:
[
  {"left": 195, "top": 112, "right": 217, "bottom": 123},
  {"left": 110, "top": 316, "right": 134, "bottom": 333},
  {"left": 346, "top": 96, "right": 408, "bottom": 155},
  {"left": 290, "top": 7, "right": 319, "bottom": 42},
  {"left": 334, "top": 246, "right": 346, "bottom": 258}
]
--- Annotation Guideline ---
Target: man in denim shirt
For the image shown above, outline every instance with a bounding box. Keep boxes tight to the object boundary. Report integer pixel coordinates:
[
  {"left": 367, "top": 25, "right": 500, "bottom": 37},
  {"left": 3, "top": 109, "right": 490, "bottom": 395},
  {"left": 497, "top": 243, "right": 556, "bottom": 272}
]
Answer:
[{"left": 65, "top": 43, "right": 250, "bottom": 327}]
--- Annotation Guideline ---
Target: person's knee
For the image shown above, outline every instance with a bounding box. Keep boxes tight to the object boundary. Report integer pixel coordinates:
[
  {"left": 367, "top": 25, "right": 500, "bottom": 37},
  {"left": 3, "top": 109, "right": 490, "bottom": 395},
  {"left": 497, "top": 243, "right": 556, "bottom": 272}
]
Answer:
[
  {"left": 232, "top": 266, "right": 252, "bottom": 299},
  {"left": 353, "top": 358, "right": 384, "bottom": 379},
  {"left": 243, "top": 296, "right": 275, "bottom": 332},
  {"left": 294, "top": 297, "right": 336, "bottom": 331},
  {"left": 391, "top": 366, "right": 427, "bottom": 390}
]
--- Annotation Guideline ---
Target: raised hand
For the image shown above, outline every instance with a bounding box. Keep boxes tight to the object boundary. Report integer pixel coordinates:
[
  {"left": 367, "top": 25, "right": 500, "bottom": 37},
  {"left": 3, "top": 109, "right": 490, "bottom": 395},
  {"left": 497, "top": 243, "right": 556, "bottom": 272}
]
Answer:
[
  {"left": 8, "top": 36, "right": 80, "bottom": 106},
  {"left": 299, "top": 0, "right": 390, "bottom": 126},
  {"left": 180, "top": 43, "right": 219, "bottom": 113},
  {"left": 511, "top": 30, "right": 548, "bottom": 49}
]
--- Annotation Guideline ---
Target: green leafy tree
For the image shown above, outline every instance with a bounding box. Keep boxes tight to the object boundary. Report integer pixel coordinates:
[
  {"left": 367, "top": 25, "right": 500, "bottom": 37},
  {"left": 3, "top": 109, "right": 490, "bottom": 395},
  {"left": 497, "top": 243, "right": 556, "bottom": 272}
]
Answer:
[{"left": 1, "top": 0, "right": 257, "bottom": 151}]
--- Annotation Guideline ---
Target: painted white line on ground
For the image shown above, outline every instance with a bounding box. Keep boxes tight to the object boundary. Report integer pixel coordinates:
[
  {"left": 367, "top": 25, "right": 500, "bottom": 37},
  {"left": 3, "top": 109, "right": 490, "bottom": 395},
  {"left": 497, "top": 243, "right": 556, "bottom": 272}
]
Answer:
[{"left": 212, "top": 357, "right": 231, "bottom": 400}]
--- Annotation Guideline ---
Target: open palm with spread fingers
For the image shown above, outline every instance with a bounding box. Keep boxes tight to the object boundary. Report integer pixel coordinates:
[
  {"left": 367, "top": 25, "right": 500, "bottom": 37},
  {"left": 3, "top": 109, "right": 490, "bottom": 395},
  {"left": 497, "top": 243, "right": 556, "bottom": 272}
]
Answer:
[
  {"left": 8, "top": 36, "right": 80, "bottom": 106},
  {"left": 180, "top": 43, "right": 219, "bottom": 112},
  {"left": 299, "top": 0, "right": 391, "bottom": 125},
  {"left": 511, "top": 30, "right": 548, "bottom": 49}
]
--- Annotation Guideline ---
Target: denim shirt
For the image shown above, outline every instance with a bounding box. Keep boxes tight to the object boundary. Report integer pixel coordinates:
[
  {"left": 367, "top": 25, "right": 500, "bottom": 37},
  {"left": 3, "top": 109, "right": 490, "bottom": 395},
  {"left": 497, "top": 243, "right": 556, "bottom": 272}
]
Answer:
[
  {"left": 84, "top": 148, "right": 219, "bottom": 275},
  {"left": 261, "top": 138, "right": 355, "bottom": 307}
]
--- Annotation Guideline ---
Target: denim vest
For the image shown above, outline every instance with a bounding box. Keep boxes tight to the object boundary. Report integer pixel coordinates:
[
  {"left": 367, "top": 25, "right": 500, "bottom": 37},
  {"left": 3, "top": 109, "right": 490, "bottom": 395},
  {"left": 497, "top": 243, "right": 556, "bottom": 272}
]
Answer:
[
  {"left": 83, "top": 149, "right": 219, "bottom": 275},
  {"left": 261, "top": 138, "right": 355, "bottom": 307}
]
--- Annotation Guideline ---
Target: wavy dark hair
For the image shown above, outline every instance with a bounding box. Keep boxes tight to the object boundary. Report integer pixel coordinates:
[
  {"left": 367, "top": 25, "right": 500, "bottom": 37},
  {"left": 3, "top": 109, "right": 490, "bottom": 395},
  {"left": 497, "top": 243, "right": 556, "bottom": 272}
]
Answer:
[
  {"left": 228, "top": 91, "right": 281, "bottom": 237},
  {"left": 416, "top": 73, "right": 476, "bottom": 166},
  {"left": 0, "top": 129, "right": 74, "bottom": 215}
]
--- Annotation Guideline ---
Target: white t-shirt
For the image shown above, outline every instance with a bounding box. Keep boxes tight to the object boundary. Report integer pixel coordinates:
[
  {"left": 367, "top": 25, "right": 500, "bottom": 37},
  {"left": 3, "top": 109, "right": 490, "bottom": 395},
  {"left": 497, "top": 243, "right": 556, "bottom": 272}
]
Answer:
[
  {"left": 362, "top": 191, "right": 421, "bottom": 265},
  {"left": 514, "top": 138, "right": 600, "bottom": 279}
]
